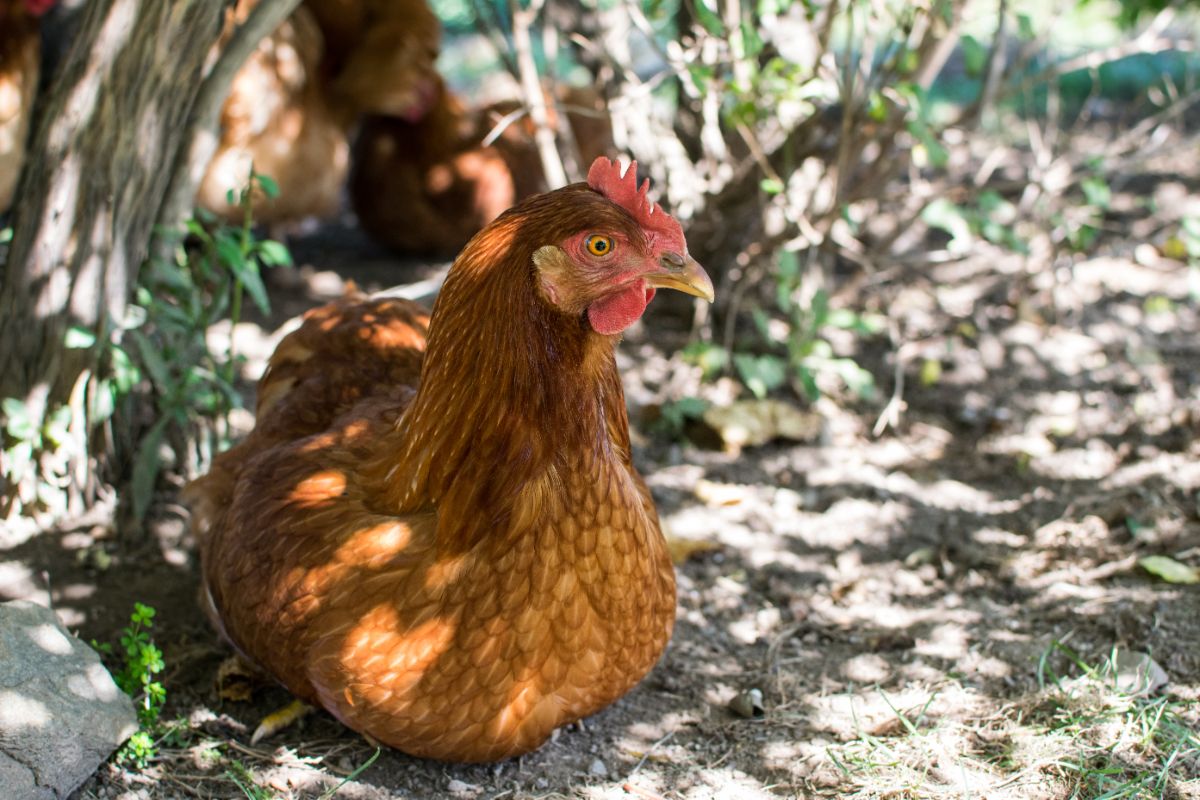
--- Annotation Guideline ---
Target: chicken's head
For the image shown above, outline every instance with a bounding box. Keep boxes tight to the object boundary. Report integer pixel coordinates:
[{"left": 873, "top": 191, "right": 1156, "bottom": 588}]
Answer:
[{"left": 533, "top": 157, "right": 713, "bottom": 336}]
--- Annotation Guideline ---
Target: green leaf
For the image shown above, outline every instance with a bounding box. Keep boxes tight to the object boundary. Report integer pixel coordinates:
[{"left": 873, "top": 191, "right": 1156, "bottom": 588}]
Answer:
[
  {"left": 796, "top": 367, "right": 820, "bottom": 401},
  {"left": 234, "top": 260, "right": 271, "bottom": 315},
  {"left": 810, "top": 289, "right": 830, "bottom": 327},
  {"left": 775, "top": 250, "right": 800, "bottom": 311},
  {"left": 254, "top": 172, "right": 280, "bottom": 199},
  {"left": 1081, "top": 176, "right": 1111, "bottom": 210},
  {"left": 828, "top": 357, "right": 876, "bottom": 399},
  {"left": 693, "top": 0, "right": 724, "bottom": 36},
  {"left": 2, "top": 398, "right": 37, "bottom": 442},
  {"left": 214, "top": 231, "right": 247, "bottom": 272},
  {"left": 109, "top": 345, "right": 141, "bottom": 393},
  {"left": 91, "top": 380, "right": 117, "bottom": 425},
  {"left": 922, "top": 198, "right": 973, "bottom": 251},
  {"left": 866, "top": 91, "right": 887, "bottom": 122},
  {"left": 962, "top": 34, "right": 987, "bottom": 77},
  {"left": 131, "top": 332, "right": 171, "bottom": 391},
  {"left": 256, "top": 239, "right": 292, "bottom": 268},
  {"left": 740, "top": 20, "right": 764, "bottom": 59},
  {"left": 2, "top": 397, "right": 28, "bottom": 421},
  {"left": 734, "top": 353, "right": 787, "bottom": 399},
  {"left": 64, "top": 326, "right": 96, "bottom": 349},
  {"left": 681, "top": 342, "right": 729, "bottom": 380},
  {"left": 184, "top": 219, "right": 213, "bottom": 245},
  {"left": 1139, "top": 555, "right": 1199, "bottom": 584},
  {"left": 760, "top": 178, "right": 785, "bottom": 196},
  {"left": 131, "top": 417, "right": 169, "bottom": 522},
  {"left": 920, "top": 358, "right": 942, "bottom": 386},
  {"left": 43, "top": 405, "right": 73, "bottom": 447},
  {"left": 1016, "top": 13, "right": 1035, "bottom": 40},
  {"left": 910, "top": 124, "right": 948, "bottom": 168}
]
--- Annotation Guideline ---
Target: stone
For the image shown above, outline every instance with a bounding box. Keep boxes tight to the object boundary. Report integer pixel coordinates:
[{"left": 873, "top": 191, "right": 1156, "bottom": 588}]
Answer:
[{"left": 0, "top": 600, "right": 137, "bottom": 799}]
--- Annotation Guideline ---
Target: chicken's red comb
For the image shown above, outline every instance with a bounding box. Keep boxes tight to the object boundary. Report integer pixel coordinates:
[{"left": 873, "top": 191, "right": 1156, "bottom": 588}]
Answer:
[
  {"left": 587, "top": 157, "right": 685, "bottom": 250},
  {"left": 24, "top": 0, "right": 55, "bottom": 15}
]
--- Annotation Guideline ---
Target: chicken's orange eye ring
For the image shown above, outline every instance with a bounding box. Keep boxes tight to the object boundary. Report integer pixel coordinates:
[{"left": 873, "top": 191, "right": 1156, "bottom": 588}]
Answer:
[{"left": 585, "top": 234, "right": 615, "bottom": 257}]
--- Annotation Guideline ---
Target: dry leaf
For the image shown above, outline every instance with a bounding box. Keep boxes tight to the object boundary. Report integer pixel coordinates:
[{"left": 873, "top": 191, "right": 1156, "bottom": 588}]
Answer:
[
  {"left": 1105, "top": 650, "right": 1169, "bottom": 696},
  {"left": 1139, "top": 555, "right": 1199, "bottom": 584},
  {"left": 694, "top": 479, "right": 749, "bottom": 506},
  {"left": 665, "top": 535, "right": 721, "bottom": 565},
  {"left": 703, "top": 400, "right": 821, "bottom": 451}
]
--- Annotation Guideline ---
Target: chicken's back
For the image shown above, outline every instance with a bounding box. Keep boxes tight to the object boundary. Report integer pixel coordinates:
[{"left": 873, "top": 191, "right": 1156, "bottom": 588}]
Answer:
[{"left": 186, "top": 293, "right": 429, "bottom": 542}]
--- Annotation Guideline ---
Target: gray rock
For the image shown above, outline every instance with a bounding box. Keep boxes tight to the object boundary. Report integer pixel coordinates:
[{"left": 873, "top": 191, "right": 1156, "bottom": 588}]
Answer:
[{"left": 0, "top": 600, "right": 137, "bottom": 799}]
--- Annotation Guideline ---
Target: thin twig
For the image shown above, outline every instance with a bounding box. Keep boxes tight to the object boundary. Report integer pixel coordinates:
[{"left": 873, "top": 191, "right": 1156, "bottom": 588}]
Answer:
[
  {"left": 509, "top": 0, "right": 567, "bottom": 188},
  {"left": 470, "top": 0, "right": 520, "bottom": 77},
  {"left": 873, "top": 331, "right": 914, "bottom": 437},
  {"left": 627, "top": 731, "right": 676, "bottom": 778},
  {"left": 967, "top": 0, "right": 1009, "bottom": 123},
  {"left": 622, "top": 783, "right": 669, "bottom": 800}
]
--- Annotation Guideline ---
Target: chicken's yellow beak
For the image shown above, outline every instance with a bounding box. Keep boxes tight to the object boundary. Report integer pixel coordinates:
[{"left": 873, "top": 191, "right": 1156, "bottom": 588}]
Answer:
[{"left": 645, "top": 253, "right": 715, "bottom": 302}]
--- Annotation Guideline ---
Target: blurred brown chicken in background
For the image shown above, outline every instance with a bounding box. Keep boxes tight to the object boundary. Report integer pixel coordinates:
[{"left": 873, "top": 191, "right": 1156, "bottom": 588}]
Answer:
[
  {"left": 305, "top": 0, "right": 442, "bottom": 120},
  {"left": 0, "top": 0, "right": 54, "bottom": 215},
  {"left": 196, "top": 0, "right": 442, "bottom": 228},
  {"left": 350, "top": 83, "right": 613, "bottom": 257},
  {"left": 195, "top": 0, "right": 614, "bottom": 257}
]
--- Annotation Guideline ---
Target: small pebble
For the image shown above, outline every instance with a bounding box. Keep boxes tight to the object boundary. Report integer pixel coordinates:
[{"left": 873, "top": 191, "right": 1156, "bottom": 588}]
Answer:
[
  {"left": 448, "top": 778, "right": 479, "bottom": 795},
  {"left": 728, "top": 687, "right": 765, "bottom": 718},
  {"left": 589, "top": 758, "right": 609, "bottom": 777}
]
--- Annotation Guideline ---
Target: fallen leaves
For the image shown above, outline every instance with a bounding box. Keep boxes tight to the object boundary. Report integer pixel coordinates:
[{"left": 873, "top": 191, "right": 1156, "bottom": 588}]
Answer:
[
  {"left": 1138, "top": 555, "right": 1199, "bottom": 584},
  {"left": 702, "top": 400, "right": 821, "bottom": 452}
]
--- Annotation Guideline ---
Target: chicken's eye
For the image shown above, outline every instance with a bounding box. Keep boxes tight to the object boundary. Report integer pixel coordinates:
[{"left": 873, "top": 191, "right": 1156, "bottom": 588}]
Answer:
[{"left": 585, "top": 234, "right": 615, "bottom": 257}]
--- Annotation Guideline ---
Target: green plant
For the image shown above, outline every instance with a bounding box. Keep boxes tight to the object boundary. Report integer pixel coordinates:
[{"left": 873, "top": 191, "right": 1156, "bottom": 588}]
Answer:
[
  {"left": 126, "top": 169, "right": 292, "bottom": 521},
  {"left": 922, "top": 191, "right": 1029, "bottom": 255},
  {"left": 96, "top": 603, "right": 167, "bottom": 769},
  {"left": 2, "top": 170, "right": 291, "bottom": 524},
  {"left": 650, "top": 396, "right": 710, "bottom": 440},
  {"left": 750, "top": 251, "right": 882, "bottom": 402},
  {"left": 1034, "top": 641, "right": 1200, "bottom": 798},
  {"left": 228, "top": 760, "right": 276, "bottom": 800}
]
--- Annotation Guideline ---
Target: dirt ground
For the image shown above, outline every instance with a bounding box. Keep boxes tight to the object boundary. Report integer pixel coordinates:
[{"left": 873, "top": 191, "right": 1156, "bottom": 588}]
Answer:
[{"left": 4, "top": 183, "right": 1200, "bottom": 798}]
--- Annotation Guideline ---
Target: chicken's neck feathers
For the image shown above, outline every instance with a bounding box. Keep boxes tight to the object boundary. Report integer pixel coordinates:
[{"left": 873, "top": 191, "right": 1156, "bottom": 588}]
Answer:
[{"left": 370, "top": 225, "right": 637, "bottom": 552}]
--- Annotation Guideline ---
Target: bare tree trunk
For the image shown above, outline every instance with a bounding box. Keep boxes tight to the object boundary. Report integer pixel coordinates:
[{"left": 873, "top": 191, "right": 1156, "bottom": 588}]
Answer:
[{"left": 0, "top": 0, "right": 282, "bottom": 523}]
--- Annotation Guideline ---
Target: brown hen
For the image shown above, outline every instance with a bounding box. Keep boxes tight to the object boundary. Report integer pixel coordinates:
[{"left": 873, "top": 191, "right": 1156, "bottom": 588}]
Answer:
[
  {"left": 304, "top": 0, "right": 441, "bottom": 120},
  {"left": 197, "top": 0, "right": 441, "bottom": 226},
  {"left": 350, "top": 79, "right": 612, "bottom": 257},
  {"left": 189, "top": 157, "right": 713, "bottom": 762},
  {"left": 0, "top": 0, "right": 52, "bottom": 214}
]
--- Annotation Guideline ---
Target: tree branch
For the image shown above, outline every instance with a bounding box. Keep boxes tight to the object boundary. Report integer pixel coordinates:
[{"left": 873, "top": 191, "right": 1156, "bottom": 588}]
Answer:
[{"left": 509, "top": 0, "right": 567, "bottom": 188}]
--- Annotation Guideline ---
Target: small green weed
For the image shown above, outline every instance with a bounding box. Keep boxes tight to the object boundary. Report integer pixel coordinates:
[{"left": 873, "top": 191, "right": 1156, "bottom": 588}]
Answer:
[
  {"left": 744, "top": 251, "right": 882, "bottom": 402},
  {"left": 96, "top": 603, "right": 168, "bottom": 769},
  {"left": 2, "top": 170, "right": 292, "bottom": 524},
  {"left": 127, "top": 169, "right": 292, "bottom": 521},
  {"left": 649, "top": 396, "right": 709, "bottom": 441}
]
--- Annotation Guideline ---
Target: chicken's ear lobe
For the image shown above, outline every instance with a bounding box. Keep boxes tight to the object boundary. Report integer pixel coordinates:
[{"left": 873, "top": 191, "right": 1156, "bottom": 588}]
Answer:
[{"left": 533, "top": 245, "right": 577, "bottom": 311}]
